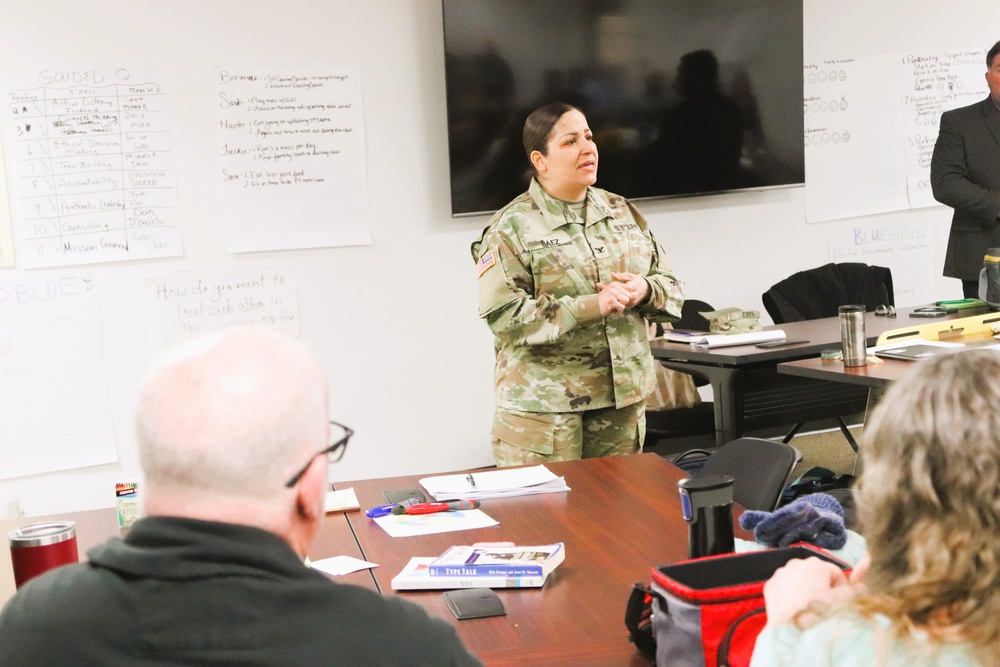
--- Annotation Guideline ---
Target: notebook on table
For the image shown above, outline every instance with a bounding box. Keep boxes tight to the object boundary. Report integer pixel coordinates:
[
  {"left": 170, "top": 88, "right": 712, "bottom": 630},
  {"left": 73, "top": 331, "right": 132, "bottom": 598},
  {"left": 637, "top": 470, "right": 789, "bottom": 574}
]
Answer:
[{"left": 872, "top": 343, "right": 962, "bottom": 361}]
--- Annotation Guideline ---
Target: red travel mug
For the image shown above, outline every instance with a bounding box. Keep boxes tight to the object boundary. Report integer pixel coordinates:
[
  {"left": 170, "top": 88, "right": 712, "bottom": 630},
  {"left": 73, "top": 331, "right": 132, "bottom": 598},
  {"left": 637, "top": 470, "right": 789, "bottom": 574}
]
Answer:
[{"left": 8, "top": 521, "right": 79, "bottom": 589}]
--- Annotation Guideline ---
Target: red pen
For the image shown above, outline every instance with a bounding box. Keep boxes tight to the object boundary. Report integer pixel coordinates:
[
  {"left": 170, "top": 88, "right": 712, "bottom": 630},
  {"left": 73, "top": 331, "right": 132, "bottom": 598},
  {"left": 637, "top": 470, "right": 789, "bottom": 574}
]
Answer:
[{"left": 391, "top": 499, "right": 481, "bottom": 515}]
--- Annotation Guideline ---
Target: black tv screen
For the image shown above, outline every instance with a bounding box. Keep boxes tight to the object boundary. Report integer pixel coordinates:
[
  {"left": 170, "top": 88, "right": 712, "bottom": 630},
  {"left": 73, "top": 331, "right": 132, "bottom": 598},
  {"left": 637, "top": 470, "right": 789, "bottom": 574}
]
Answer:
[{"left": 442, "top": 0, "right": 804, "bottom": 216}]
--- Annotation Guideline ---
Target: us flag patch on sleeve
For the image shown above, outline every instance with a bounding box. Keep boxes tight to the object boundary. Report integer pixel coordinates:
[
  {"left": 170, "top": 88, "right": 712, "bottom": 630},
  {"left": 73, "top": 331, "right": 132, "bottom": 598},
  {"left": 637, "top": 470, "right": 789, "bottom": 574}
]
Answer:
[{"left": 476, "top": 250, "right": 496, "bottom": 277}]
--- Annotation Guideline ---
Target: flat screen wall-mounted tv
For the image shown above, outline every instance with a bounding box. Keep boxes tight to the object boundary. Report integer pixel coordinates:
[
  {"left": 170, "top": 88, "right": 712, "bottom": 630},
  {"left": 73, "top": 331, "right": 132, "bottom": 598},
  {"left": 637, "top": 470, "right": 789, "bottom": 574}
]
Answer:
[{"left": 442, "top": 0, "right": 804, "bottom": 217}]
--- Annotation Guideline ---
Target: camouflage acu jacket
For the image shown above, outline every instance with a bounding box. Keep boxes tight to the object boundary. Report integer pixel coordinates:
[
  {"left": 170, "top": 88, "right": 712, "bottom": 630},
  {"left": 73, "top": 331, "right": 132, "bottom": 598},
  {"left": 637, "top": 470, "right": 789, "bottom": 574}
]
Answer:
[{"left": 471, "top": 179, "right": 684, "bottom": 413}]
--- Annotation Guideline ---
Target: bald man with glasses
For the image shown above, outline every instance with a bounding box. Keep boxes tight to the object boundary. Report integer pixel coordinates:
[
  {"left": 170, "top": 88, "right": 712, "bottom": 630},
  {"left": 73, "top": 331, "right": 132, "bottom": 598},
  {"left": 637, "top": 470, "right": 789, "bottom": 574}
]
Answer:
[{"left": 0, "top": 327, "right": 481, "bottom": 667}]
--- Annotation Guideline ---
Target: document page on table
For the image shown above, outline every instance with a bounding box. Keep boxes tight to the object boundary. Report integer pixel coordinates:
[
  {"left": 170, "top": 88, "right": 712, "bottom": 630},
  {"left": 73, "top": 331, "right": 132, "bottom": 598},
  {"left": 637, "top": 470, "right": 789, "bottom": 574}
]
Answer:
[{"left": 420, "top": 465, "right": 570, "bottom": 501}]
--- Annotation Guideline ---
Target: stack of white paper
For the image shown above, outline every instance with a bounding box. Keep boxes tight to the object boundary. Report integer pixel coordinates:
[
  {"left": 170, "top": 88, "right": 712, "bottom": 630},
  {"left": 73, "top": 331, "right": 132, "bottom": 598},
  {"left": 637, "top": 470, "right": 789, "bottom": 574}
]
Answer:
[
  {"left": 689, "top": 330, "right": 787, "bottom": 348},
  {"left": 323, "top": 488, "right": 359, "bottom": 513},
  {"left": 419, "top": 465, "right": 570, "bottom": 501}
]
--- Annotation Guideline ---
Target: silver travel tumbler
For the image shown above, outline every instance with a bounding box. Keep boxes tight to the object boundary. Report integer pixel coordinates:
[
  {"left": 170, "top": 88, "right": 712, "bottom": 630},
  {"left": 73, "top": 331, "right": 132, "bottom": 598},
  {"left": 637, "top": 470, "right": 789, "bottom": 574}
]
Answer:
[{"left": 839, "top": 305, "right": 867, "bottom": 367}]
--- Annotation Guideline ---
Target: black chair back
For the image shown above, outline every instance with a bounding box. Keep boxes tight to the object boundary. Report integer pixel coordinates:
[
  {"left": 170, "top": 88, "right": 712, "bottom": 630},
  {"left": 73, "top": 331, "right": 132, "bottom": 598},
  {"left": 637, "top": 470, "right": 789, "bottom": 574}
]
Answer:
[
  {"left": 762, "top": 263, "right": 893, "bottom": 324},
  {"left": 696, "top": 437, "right": 800, "bottom": 511},
  {"left": 673, "top": 299, "right": 715, "bottom": 331}
]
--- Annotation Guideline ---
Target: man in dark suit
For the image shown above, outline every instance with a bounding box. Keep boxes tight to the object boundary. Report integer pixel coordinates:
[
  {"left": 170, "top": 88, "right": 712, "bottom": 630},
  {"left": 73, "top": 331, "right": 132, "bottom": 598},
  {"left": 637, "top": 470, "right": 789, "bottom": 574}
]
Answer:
[{"left": 931, "top": 39, "right": 1000, "bottom": 298}]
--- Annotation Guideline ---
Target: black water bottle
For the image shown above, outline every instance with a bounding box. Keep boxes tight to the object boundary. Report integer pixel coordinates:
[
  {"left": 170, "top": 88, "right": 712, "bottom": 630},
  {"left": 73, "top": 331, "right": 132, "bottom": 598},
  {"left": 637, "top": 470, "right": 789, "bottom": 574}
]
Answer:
[{"left": 678, "top": 474, "right": 735, "bottom": 559}]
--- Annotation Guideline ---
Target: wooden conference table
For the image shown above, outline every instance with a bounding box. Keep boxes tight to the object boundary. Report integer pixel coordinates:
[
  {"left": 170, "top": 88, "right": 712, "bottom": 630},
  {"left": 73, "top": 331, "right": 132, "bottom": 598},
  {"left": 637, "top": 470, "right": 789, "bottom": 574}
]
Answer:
[
  {"left": 649, "top": 306, "right": 983, "bottom": 446},
  {"left": 2, "top": 455, "right": 736, "bottom": 667},
  {"left": 0, "top": 503, "right": 377, "bottom": 607},
  {"left": 335, "top": 453, "right": 736, "bottom": 667},
  {"left": 778, "top": 355, "right": 915, "bottom": 389},
  {"left": 778, "top": 326, "right": 999, "bottom": 389}
]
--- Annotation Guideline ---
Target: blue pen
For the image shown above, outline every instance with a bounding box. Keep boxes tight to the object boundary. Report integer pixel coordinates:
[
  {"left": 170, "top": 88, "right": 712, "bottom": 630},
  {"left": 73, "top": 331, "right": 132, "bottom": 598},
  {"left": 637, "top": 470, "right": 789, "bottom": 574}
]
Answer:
[
  {"left": 365, "top": 504, "right": 397, "bottom": 518},
  {"left": 365, "top": 497, "right": 421, "bottom": 518}
]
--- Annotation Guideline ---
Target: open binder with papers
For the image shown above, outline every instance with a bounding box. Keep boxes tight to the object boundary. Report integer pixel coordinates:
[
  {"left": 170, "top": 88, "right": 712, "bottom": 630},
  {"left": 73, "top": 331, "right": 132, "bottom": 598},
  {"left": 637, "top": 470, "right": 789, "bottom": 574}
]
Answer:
[
  {"left": 419, "top": 465, "right": 570, "bottom": 501},
  {"left": 659, "top": 329, "right": 713, "bottom": 343}
]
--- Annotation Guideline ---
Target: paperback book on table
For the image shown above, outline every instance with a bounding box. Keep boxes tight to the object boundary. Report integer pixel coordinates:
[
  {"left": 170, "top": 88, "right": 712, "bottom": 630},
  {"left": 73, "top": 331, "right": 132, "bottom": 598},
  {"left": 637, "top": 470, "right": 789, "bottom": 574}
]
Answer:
[
  {"left": 428, "top": 542, "right": 565, "bottom": 578},
  {"left": 391, "top": 557, "right": 550, "bottom": 590}
]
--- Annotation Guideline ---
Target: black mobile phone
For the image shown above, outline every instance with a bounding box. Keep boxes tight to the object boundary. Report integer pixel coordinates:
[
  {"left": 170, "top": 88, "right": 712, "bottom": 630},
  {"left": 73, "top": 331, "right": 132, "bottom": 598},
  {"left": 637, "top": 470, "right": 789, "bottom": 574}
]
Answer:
[
  {"left": 755, "top": 339, "right": 809, "bottom": 348},
  {"left": 910, "top": 308, "right": 948, "bottom": 318},
  {"left": 382, "top": 487, "right": 426, "bottom": 504}
]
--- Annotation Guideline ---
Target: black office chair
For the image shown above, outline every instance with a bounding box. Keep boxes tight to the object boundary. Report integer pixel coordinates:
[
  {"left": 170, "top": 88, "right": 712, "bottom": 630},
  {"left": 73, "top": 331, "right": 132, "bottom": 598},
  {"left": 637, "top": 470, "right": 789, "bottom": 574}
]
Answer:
[
  {"left": 760, "top": 263, "right": 892, "bottom": 452},
  {"left": 645, "top": 300, "right": 717, "bottom": 454},
  {"left": 762, "top": 262, "right": 894, "bottom": 324},
  {"left": 672, "top": 437, "right": 801, "bottom": 512}
]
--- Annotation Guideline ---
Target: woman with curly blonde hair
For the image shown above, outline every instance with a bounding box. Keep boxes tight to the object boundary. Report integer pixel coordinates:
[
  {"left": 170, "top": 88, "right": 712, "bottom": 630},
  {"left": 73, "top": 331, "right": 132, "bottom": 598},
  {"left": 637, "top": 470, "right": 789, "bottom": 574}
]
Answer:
[{"left": 751, "top": 348, "right": 1000, "bottom": 666}]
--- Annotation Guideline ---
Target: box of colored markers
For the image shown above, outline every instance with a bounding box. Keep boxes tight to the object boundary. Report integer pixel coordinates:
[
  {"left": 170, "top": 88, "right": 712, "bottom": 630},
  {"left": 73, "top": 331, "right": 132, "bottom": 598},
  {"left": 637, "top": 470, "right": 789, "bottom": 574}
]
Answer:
[{"left": 115, "top": 481, "right": 141, "bottom": 532}]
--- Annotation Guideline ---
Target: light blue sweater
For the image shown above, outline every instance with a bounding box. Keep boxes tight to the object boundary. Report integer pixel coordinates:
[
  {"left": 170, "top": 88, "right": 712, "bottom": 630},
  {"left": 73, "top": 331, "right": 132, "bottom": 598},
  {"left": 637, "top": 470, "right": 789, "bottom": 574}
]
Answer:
[{"left": 750, "top": 613, "right": 980, "bottom": 667}]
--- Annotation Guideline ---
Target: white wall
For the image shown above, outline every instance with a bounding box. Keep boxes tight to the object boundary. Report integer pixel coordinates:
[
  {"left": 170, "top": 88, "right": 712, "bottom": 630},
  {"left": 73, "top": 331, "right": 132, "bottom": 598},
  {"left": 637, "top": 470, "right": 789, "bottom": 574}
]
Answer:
[{"left": 0, "top": 0, "right": 996, "bottom": 518}]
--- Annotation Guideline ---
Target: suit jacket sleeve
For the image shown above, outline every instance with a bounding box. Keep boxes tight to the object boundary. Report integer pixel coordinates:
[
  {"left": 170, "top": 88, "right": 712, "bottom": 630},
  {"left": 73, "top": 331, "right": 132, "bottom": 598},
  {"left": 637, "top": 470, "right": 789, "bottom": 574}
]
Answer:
[{"left": 930, "top": 108, "right": 1000, "bottom": 224}]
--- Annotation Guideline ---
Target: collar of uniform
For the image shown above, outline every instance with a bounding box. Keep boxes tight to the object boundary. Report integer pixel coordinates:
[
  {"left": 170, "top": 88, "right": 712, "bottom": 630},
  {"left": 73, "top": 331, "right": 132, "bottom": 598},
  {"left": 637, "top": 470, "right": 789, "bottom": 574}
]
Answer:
[{"left": 528, "top": 179, "right": 614, "bottom": 232}]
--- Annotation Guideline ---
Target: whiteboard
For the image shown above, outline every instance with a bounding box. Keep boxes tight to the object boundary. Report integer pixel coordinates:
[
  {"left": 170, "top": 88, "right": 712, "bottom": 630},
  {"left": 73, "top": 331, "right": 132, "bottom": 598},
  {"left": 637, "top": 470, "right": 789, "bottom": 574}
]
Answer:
[{"left": 0, "top": 1, "right": 498, "bottom": 517}]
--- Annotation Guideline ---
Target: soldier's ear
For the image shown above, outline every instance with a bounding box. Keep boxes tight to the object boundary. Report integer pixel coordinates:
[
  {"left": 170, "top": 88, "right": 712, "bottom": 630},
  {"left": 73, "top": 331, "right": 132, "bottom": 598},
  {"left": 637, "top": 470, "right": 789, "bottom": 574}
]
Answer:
[{"left": 530, "top": 150, "right": 547, "bottom": 174}]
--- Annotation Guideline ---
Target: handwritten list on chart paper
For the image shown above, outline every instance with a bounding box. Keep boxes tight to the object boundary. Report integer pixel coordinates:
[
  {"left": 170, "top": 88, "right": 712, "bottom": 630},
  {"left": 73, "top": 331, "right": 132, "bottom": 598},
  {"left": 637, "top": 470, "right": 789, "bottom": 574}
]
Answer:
[
  {"left": 803, "top": 55, "right": 909, "bottom": 224},
  {"left": 899, "top": 49, "right": 988, "bottom": 209},
  {"left": 0, "top": 68, "right": 182, "bottom": 268},
  {"left": 803, "top": 46, "right": 990, "bottom": 223},
  {"left": 217, "top": 65, "right": 371, "bottom": 253},
  {"left": 144, "top": 267, "right": 301, "bottom": 351}
]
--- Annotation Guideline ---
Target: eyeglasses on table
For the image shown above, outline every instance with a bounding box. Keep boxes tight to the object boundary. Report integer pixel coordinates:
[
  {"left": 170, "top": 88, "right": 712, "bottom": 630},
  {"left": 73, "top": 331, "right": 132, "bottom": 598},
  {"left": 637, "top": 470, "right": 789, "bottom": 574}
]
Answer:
[{"left": 874, "top": 304, "right": 896, "bottom": 317}]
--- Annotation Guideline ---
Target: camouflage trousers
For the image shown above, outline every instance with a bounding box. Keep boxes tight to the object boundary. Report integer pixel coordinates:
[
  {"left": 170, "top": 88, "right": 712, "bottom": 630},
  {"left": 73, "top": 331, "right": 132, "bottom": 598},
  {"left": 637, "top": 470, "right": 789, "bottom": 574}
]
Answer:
[{"left": 491, "top": 401, "right": 646, "bottom": 468}]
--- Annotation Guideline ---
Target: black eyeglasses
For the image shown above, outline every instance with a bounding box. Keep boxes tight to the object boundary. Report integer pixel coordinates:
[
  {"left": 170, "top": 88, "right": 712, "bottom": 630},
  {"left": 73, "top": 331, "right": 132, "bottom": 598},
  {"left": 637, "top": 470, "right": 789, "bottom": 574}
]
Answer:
[
  {"left": 874, "top": 304, "right": 896, "bottom": 317},
  {"left": 284, "top": 420, "right": 353, "bottom": 488}
]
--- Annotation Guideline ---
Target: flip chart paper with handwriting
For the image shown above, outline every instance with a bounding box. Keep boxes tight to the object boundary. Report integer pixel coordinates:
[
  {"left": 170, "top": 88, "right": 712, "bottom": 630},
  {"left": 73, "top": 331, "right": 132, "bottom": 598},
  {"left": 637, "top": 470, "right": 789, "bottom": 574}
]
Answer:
[
  {"left": 0, "top": 273, "right": 117, "bottom": 480},
  {"left": 0, "top": 67, "right": 183, "bottom": 268},
  {"left": 217, "top": 64, "right": 371, "bottom": 253},
  {"left": 0, "top": 132, "right": 14, "bottom": 268}
]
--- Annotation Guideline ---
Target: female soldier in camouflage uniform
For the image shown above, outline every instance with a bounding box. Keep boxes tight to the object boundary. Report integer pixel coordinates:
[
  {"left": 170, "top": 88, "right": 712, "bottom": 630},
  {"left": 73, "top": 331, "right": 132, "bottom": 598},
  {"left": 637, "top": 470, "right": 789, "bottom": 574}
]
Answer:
[{"left": 471, "top": 103, "right": 685, "bottom": 467}]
